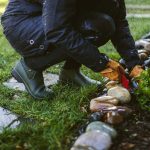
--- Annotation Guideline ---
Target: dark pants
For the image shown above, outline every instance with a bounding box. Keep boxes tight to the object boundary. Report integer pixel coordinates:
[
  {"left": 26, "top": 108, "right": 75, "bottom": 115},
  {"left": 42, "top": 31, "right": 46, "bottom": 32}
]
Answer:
[{"left": 1, "top": 13, "right": 115, "bottom": 71}]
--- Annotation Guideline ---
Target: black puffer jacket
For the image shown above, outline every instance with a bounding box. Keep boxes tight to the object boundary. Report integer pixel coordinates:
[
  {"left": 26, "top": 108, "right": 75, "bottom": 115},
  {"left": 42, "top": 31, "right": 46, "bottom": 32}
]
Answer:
[{"left": 2, "top": 0, "right": 140, "bottom": 70}]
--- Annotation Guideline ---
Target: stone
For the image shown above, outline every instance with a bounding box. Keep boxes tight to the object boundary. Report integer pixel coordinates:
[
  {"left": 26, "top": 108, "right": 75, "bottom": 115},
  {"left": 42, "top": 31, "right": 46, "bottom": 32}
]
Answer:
[
  {"left": 139, "top": 53, "right": 149, "bottom": 60},
  {"left": 102, "top": 106, "right": 132, "bottom": 117},
  {"left": 89, "top": 112, "right": 104, "bottom": 122},
  {"left": 3, "top": 73, "right": 59, "bottom": 92},
  {"left": 0, "top": 107, "right": 20, "bottom": 132},
  {"left": 104, "top": 111, "right": 124, "bottom": 125},
  {"left": 86, "top": 121, "right": 117, "bottom": 138},
  {"left": 90, "top": 102, "right": 114, "bottom": 112},
  {"left": 135, "top": 39, "right": 150, "bottom": 51},
  {"left": 0, "top": 107, "right": 35, "bottom": 132},
  {"left": 107, "top": 86, "right": 131, "bottom": 104},
  {"left": 43, "top": 73, "right": 59, "bottom": 86},
  {"left": 105, "top": 81, "right": 119, "bottom": 89},
  {"left": 91, "top": 96, "right": 119, "bottom": 106},
  {"left": 71, "top": 131, "right": 112, "bottom": 150},
  {"left": 138, "top": 49, "right": 150, "bottom": 55}
]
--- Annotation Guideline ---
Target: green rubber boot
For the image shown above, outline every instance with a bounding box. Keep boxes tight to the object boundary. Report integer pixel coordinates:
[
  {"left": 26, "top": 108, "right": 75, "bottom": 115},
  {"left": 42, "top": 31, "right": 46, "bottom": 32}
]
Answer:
[
  {"left": 59, "top": 68, "right": 101, "bottom": 87},
  {"left": 11, "top": 59, "right": 54, "bottom": 99}
]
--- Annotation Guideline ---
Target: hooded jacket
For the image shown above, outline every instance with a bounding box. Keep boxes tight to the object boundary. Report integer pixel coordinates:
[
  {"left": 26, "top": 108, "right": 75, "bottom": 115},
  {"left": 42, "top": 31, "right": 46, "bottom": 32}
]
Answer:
[{"left": 1, "top": 0, "right": 140, "bottom": 70}]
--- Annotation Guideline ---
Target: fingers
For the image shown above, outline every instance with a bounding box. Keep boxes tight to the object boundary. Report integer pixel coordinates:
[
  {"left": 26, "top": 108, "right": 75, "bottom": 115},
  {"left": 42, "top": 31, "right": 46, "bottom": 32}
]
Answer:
[{"left": 129, "top": 65, "right": 144, "bottom": 78}]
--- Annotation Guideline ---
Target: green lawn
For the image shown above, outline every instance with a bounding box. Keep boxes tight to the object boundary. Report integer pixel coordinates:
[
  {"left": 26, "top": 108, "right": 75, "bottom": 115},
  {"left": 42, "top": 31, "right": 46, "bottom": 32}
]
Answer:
[
  {"left": 126, "top": 0, "right": 150, "bottom": 5},
  {"left": 0, "top": 0, "right": 150, "bottom": 150}
]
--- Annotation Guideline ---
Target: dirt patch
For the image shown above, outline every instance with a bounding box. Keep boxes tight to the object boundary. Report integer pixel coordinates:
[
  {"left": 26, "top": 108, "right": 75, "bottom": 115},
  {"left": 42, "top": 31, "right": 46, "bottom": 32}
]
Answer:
[
  {"left": 111, "top": 95, "right": 150, "bottom": 150},
  {"left": 74, "top": 91, "right": 150, "bottom": 150}
]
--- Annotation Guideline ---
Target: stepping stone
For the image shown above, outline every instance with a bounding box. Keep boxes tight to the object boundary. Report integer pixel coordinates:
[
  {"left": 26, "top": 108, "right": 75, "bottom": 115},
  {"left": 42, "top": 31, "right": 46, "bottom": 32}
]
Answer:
[
  {"left": 0, "top": 107, "right": 35, "bottom": 132},
  {"left": 127, "top": 14, "right": 150, "bottom": 18},
  {"left": 3, "top": 73, "right": 59, "bottom": 92},
  {"left": 0, "top": 107, "right": 19, "bottom": 132}
]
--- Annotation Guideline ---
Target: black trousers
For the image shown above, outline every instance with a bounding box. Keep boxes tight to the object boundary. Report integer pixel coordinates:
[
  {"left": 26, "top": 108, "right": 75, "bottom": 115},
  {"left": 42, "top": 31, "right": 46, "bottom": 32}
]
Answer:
[{"left": 2, "top": 13, "right": 115, "bottom": 71}]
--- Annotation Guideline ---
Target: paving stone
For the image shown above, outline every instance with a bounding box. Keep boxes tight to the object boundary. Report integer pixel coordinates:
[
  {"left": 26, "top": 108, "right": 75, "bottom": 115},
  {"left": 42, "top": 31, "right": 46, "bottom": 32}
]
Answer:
[
  {"left": 0, "top": 107, "right": 20, "bottom": 132},
  {"left": 3, "top": 73, "right": 59, "bottom": 92},
  {"left": 0, "top": 107, "right": 35, "bottom": 132}
]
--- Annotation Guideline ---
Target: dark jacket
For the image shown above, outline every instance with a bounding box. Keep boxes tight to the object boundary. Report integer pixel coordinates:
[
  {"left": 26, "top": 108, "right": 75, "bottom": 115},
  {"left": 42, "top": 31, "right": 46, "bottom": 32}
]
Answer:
[{"left": 1, "top": 0, "right": 140, "bottom": 70}]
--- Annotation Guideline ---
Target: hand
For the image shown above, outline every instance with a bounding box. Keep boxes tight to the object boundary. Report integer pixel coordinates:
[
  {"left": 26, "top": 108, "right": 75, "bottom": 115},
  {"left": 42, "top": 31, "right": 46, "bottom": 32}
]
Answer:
[
  {"left": 107, "top": 59, "right": 125, "bottom": 74},
  {"left": 129, "top": 65, "right": 144, "bottom": 78},
  {"left": 100, "top": 68, "right": 120, "bottom": 81},
  {"left": 100, "top": 60, "right": 125, "bottom": 81}
]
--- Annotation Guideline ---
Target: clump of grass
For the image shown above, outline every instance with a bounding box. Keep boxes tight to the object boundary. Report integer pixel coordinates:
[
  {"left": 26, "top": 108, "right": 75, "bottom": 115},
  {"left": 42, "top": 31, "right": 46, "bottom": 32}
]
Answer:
[{"left": 136, "top": 69, "right": 150, "bottom": 111}]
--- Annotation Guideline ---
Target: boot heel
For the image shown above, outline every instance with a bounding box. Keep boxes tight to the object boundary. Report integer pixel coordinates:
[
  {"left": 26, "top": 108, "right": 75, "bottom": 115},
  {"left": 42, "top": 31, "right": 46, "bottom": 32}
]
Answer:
[{"left": 11, "top": 69, "right": 23, "bottom": 83}]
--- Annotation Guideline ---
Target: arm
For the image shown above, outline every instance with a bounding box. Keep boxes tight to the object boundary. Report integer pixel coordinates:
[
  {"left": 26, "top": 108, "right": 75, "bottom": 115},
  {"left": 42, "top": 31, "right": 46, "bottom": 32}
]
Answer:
[
  {"left": 42, "top": 0, "right": 109, "bottom": 72},
  {"left": 111, "top": 0, "right": 141, "bottom": 70}
]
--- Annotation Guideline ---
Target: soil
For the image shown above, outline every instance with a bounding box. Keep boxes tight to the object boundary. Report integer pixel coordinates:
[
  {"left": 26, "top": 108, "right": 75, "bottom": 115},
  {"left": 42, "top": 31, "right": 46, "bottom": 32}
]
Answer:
[
  {"left": 111, "top": 95, "right": 150, "bottom": 150},
  {"left": 75, "top": 92, "right": 150, "bottom": 150}
]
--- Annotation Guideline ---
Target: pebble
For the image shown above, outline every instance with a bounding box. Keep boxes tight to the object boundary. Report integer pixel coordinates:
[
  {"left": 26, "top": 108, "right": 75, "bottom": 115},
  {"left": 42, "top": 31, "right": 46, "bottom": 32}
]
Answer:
[
  {"left": 91, "top": 96, "right": 119, "bottom": 105},
  {"left": 139, "top": 53, "right": 149, "bottom": 60},
  {"left": 90, "top": 102, "right": 114, "bottom": 112},
  {"left": 107, "top": 86, "right": 131, "bottom": 104},
  {"left": 105, "top": 81, "right": 119, "bottom": 89},
  {"left": 71, "top": 131, "right": 112, "bottom": 150},
  {"left": 138, "top": 49, "right": 150, "bottom": 55},
  {"left": 135, "top": 39, "right": 150, "bottom": 51},
  {"left": 120, "top": 142, "right": 135, "bottom": 149},
  {"left": 89, "top": 112, "right": 104, "bottom": 122},
  {"left": 102, "top": 106, "right": 132, "bottom": 117},
  {"left": 86, "top": 121, "right": 117, "bottom": 138},
  {"left": 104, "top": 111, "right": 124, "bottom": 125}
]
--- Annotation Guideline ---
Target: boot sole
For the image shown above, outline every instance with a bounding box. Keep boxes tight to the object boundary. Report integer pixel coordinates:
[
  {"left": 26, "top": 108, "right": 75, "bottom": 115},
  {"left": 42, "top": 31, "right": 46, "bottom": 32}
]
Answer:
[{"left": 11, "top": 69, "right": 45, "bottom": 100}]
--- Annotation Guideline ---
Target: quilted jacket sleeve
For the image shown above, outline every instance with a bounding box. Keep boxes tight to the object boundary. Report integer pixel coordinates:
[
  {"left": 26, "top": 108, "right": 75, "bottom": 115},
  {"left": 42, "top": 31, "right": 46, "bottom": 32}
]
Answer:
[{"left": 111, "top": 0, "right": 141, "bottom": 69}]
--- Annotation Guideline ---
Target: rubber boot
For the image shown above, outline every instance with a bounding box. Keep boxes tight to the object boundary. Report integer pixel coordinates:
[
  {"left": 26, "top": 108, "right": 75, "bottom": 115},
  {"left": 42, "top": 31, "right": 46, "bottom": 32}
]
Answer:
[
  {"left": 59, "top": 68, "right": 101, "bottom": 87},
  {"left": 11, "top": 59, "right": 54, "bottom": 99}
]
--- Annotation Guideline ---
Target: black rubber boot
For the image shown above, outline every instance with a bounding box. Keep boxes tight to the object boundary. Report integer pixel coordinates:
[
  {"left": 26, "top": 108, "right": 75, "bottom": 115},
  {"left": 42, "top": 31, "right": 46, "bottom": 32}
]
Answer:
[
  {"left": 59, "top": 68, "right": 101, "bottom": 87},
  {"left": 11, "top": 59, "right": 54, "bottom": 99}
]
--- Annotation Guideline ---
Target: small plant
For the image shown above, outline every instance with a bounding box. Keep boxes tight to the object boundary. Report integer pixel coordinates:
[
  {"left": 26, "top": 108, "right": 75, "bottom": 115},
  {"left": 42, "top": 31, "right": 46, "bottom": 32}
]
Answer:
[{"left": 136, "top": 69, "right": 150, "bottom": 111}]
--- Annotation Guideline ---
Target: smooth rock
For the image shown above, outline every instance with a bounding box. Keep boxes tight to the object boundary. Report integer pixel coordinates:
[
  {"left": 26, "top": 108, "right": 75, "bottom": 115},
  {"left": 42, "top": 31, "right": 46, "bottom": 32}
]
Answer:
[
  {"left": 90, "top": 102, "right": 114, "bottom": 112},
  {"left": 0, "top": 107, "right": 20, "bottom": 132},
  {"left": 71, "top": 131, "right": 112, "bottom": 150},
  {"left": 104, "top": 111, "right": 124, "bottom": 125},
  {"left": 105, "top": 81, "right": 119, "bottom": 89},
  {"left": 107, "top": 86, "right": 131, "bottom": 104},
  {"left": 86, "top": 121, "right": 117, "bottom": 138},
  {"left": 91, "top": 96, "right": 119, "bottom": 105},
  {"left": 139, "top": 53, "right": 149, "bottom": 60},
  {"left": 138, "top": 49, "right": 150, "bottom": 55},
  {"left": 89, "top": 112, "right": 104, "bottom": 122},
  {"left": 0, "top": 107, "right": 35, "bottom": 132},
  {"left": 102, "top": 106, "right": 132, "bottom": 117},
  {"left": 135, "top": 39, "right": 150, "bottom": 51}
]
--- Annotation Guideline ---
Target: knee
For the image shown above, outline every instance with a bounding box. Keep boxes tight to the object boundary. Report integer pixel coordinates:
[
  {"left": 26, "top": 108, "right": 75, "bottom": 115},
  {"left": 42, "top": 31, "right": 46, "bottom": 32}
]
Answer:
[
  {"left": 79, "top": 12, "right": 116, "bottom": 38},
  {"left": 78, "top": 13, "right": 116, "bottom": 46},
  {"left": 100, "top": 14, "right": 116, "bottom": 37}
]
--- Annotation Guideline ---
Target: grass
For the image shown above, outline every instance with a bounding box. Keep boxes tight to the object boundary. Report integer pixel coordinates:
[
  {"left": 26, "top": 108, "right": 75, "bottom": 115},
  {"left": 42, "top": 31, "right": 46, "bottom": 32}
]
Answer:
[
  {"left": 0, "top": 0, "right": 150, "bottom": 150},
  {"left": 126, "top": 0, "right": 150, "bottom": 5},
  {"left": 0, "top": 1, "right": 7, "bottom": 15}
]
